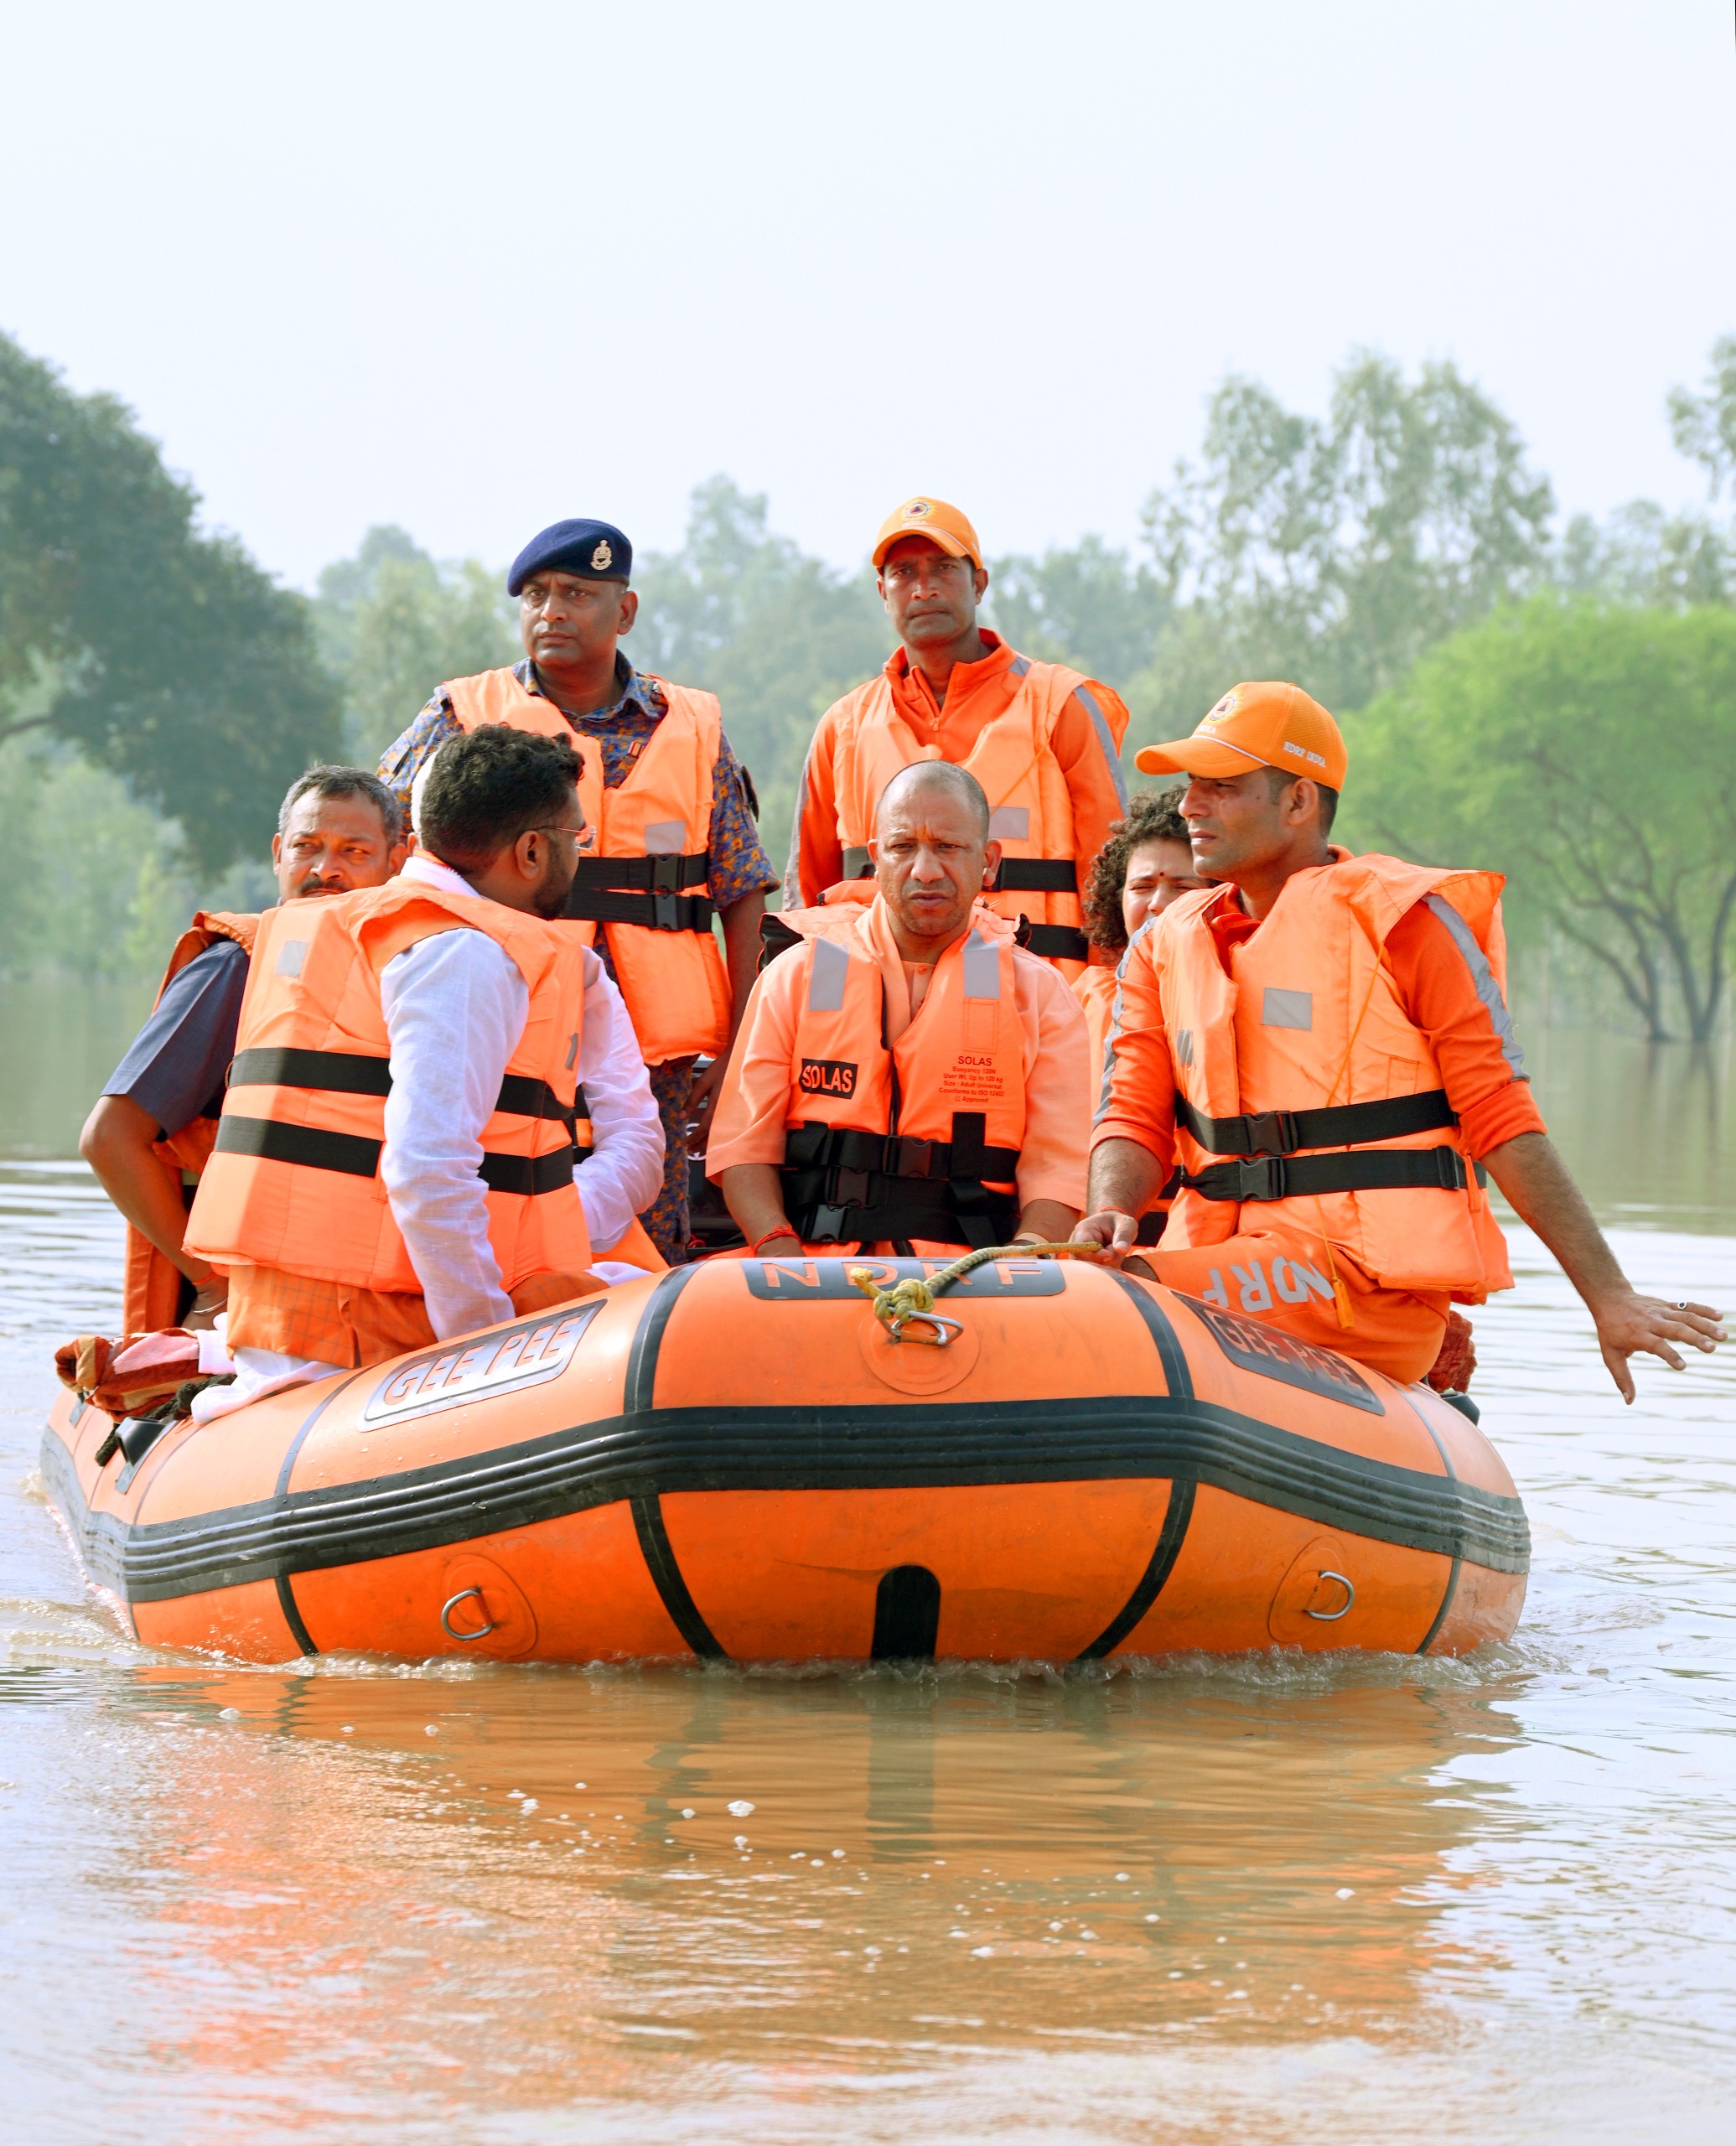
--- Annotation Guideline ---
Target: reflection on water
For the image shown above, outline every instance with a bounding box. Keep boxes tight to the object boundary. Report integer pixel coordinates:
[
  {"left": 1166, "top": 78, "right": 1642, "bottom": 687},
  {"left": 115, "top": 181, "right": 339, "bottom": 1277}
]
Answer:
[
  {"left": 2, "top": 1013, "right": 1734, "bottom": 2137},
  {"left": 0, "top": 979, "right": 151, "bottom": 1159}
]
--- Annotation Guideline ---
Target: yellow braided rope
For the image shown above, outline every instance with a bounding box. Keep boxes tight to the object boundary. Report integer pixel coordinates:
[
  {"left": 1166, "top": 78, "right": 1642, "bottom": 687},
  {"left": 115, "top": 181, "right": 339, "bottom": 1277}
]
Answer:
[{"left": 847, "top": 1243, "right": 1094, "bottom": 1344}]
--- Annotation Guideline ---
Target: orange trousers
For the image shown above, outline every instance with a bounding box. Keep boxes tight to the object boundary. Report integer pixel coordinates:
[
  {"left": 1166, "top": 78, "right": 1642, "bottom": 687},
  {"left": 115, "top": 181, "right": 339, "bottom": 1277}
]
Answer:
[
  {"left": 224, "top": 1263, "right": 604, "bottom": 1369},
  {"left": 1137, "top": 1226, "right": 1450, "bottom": 1387}
]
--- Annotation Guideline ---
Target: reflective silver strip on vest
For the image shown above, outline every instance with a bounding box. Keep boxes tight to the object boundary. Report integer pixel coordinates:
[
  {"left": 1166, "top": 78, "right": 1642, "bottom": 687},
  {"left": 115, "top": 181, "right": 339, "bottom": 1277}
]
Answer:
[
  {"left": 1424, "top": 894, "right": 1527, "bottom": 1077},
  {"left": 962, "top": 928, "right": 1001, "bottom": 1000},
  {"left": 987, "top": 806, "right": 1029, "bottom": 842},
  {"left": 783, "top": 740, "right": 816, "bottom": 908},
  {"left": 1262, "top": 987, "right": 1313, "bottom": 1031},
  {"left": 275, "top": 939, "right": 308, "bottom": 977},
  {"left": 644, "top": 821, "right": 686, "bottom": 854},
  {"left": 807, "top": 934, "right": 850, "bottom": 1013},
  {"left": 1008, "top": 655, "right": 1032, "bottom": 678},
  {"left": 1072, "top": 682, "right": 1130, "bottom": 815}
]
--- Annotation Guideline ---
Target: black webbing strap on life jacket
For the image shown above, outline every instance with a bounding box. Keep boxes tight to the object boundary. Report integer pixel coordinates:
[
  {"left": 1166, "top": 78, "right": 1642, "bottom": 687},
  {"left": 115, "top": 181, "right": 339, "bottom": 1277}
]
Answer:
[
  {"left": 1171, "top": 1088, "right": 1482, "bottom": 1203},
  {"left": 1173, "top": 1088, "right": 1459, "bottom": 1157},
  {"left": 838, "top": 844, "right": 1076, "bottom": 896},
  {"left": 759, "top": 912, "right": 805, "bottom": 970},
  {"left": 219, "top": 1048, "right": 585, "bottom": 1189},
  {"left": 779, "top": 1112, "right": 1022, "bottom": 1249},
  {"left": 563, "top": 852, "right": 713, "bottom": 932},
  {"left": 1133, "top": 1167, "right": 1183, "bottom": 1244},
  {"left": 1182, "top": 1145, "right": 1484, "bottom": 1203},
  {"left": 1013, "top": 918, "right": 1091, "bottom": 963}
]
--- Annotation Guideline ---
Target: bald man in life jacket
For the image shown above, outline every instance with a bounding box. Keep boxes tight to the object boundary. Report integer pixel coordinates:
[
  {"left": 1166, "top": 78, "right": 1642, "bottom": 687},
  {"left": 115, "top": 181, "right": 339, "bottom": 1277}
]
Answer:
[
  {"left": 1075, "top": 682, "right": 1727, "bottom": 1402},
  {"left": 785, "top": 496, "right": 1132, "bottom": 977},
  {"left": 181, "top": 727, "right": 658, "bottom": 1423},
  {"left": 708, "top": 761, "right": 1091, "bottom": 1258}
]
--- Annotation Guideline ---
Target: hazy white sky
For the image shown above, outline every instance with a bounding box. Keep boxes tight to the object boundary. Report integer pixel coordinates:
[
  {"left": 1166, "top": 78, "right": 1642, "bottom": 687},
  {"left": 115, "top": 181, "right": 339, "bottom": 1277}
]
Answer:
[{"left": 3, "top": 1, "right": 1731, "bottom": 588}]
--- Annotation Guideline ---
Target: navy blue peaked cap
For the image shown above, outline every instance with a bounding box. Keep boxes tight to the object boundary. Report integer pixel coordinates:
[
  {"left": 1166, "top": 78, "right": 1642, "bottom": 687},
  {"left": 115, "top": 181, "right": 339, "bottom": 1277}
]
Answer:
[{"left": 507, "top": 519, "right": 632, "bottom": 595}]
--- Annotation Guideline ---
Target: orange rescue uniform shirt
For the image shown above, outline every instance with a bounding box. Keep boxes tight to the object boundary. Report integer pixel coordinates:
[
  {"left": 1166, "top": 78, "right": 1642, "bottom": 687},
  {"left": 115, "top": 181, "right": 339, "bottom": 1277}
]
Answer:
[
  {"left": 707, "top": 899, "right": 1091, "bottom": 1214},
  {"left": 1094, "top": 888, "right": 1548, "bottom": 1172},
  {"left": 788, "top": 631, "right": 1130, "bottom": 907}
]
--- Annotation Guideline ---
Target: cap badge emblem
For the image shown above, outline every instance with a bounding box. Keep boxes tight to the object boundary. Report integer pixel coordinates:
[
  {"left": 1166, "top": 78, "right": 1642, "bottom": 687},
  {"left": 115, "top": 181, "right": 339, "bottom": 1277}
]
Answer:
[
  {"left": 590, "top": 539, "right": 613, "bottom": 571},
  {"left": 904, "top": 498, "right": 932, "bottom": 520},
  {"left": 1201, "top": 687, "right": 1241, "bottom": 729}
]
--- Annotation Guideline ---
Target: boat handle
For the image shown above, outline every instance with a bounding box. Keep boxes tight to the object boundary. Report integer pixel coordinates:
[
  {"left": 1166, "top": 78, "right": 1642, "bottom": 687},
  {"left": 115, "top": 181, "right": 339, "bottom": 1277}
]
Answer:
[
  {"left": 441, "top": 1586, "right": 498, "bottom": 1641},
  {"left": 888, "top": 1310, "right": 964, "bottom": 1348},
  {"left": 1305, "top": 1570, "right": 1355, "bottom": 1621}
]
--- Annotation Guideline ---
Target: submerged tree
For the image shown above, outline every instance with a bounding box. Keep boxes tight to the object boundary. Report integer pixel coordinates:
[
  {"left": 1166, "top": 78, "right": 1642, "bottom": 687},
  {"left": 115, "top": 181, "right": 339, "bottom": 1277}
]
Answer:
[
  {"left": 631, "top": 477, "right": 887, "bottom": 862},
  {"left": 0, "top": 332, "right": 339, "bottom": 873},
  {"left": 1127, "top": 351, "right": 1555, "bottom": 747},
  {"left": 314, "top": 525, "right": 517, "bottom": 763},
  {"left": 1348, "top": 597, "right": 1736, "bottom": 1043},
  {"left": 986, "top": 535, "right": 1169, "bottom": 686}
]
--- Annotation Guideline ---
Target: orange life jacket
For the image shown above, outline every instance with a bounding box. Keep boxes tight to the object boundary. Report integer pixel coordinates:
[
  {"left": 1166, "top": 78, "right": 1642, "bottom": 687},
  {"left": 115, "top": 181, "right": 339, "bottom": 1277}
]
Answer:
[
  {"left": 1073, "top": 958, "right": 1171, "bottom": 1247},
  {"left": 444, "top": 666, "right": 732, "bottom": 1064},
  {"left": 185, "top": 879, "right": 592, "bottom": 1295},
  {"left": 1072, "top": 962, "right": 1117, "bottom": 1091},
  {"left": 824, "top": 661, "right": 1132, "bottom": 982},
  {"left": 770, "top": 899, "right": 1028, "bottom": 1250},
  {"left": 823, "top": 657, "right": 1129, "bottom": 974},
  {"left": 1146, "top": 852, "right": 1516, "bottom": 1300},
  {"left": 122, "top": 910, "right": 260, "bottom": 1334}
]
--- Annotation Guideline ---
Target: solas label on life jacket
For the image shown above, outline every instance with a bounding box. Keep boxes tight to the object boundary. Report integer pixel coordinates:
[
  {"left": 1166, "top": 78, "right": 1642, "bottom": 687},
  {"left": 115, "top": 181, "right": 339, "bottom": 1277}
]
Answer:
[{"left": 798, "top": 1056, "right": 858, "bottom": 1099}]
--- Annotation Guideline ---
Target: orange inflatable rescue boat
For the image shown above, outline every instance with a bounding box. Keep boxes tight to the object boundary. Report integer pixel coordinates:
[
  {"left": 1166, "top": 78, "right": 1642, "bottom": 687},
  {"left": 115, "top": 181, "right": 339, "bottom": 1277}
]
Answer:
[{"left": 41, "top": 1256, "right": 1527, "bottom": 1666}]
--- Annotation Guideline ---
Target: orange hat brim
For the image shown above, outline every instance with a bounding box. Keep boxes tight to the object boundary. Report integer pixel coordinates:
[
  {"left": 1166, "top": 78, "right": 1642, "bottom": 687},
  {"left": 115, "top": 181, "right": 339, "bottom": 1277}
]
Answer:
[
  {"left": 1134, "top": 737, "right": 1272, "bottom": 778},
  {"left": 873, "top": 526, "right": 974, "bottom": 570}
]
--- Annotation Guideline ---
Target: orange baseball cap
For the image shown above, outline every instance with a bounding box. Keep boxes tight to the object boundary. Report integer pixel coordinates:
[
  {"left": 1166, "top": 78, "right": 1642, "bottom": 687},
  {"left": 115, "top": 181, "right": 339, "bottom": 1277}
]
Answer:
[
  {"left": 1134, "top": 682, "right": 1348, "bottom": 790},
  {"left": 872, "top": 495, "right": 982, "bottom": 570}
]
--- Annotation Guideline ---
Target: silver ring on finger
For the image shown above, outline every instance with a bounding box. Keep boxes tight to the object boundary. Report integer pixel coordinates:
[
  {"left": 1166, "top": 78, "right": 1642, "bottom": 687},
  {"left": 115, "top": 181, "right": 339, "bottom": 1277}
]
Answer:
[{"left": 1676, "top": 1301, "right": 1689, "bottom": 1311}]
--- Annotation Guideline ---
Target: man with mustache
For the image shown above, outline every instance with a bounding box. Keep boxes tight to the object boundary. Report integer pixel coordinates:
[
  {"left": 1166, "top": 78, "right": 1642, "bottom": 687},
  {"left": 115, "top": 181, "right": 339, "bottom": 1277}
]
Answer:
[
  {"left": 1075, "top": 682, "right": 1725, "bottom": 1402},
  {"left": 784, "top": 496, "right": 1131, "bottom": 977},
  {"left": 183, "top": 726, "right": 636, "bottom": 1422},
  {"left": 378, "top": 517, "right": 777, "bottom": 1263},
  {"left": 80, "top": 765, "right": 407, "bottom": 1335}
]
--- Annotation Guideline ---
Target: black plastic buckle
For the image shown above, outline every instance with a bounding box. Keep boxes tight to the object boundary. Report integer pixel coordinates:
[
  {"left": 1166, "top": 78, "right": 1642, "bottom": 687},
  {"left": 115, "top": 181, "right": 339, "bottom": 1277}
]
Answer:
[
  {"left": 834, "top": 1169, "right": 873, "bottom": 1207},
  {"left": 650, "top": 854, "right": 682, "bottom": 893},
  {"left": 809, "top": 1204, "right": 848, "bottom": 1241},
  {"left": 891, "top": 1136, "right": 937, "bottom": 1179},
  {"left": 1233, "top": 1155, "right": 1286, "bottom": 1200},
  {"left": 1241, "top": 1109, "right": 1299, "bottom": 1156},
  {"left": 652, "top": 889, "right": 679, "bottom": 930}
]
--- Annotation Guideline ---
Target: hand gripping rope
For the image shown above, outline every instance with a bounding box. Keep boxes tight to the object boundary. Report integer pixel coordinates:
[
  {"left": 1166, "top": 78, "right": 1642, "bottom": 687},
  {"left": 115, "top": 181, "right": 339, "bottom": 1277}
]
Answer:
[{"left": 847, "top": 1243, "right": 1095, "bottom": 1346}]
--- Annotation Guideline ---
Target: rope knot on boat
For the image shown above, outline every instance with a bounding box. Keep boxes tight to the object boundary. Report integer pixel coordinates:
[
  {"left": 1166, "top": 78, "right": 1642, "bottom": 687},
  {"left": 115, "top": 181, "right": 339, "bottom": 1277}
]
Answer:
[{"left": 847, "top": 1242, "right": 1092, "bottom": 1345}]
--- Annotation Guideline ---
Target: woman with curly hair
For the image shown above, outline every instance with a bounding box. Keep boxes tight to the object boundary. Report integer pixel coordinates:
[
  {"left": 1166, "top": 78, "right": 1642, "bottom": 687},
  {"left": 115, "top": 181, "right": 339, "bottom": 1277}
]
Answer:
[
  {"left": 1074, "top": 786, "right": 1209, "bottom": 1071},
  {"left": 1071, "top": 788, "right": 1208, "bottom": 1246}
]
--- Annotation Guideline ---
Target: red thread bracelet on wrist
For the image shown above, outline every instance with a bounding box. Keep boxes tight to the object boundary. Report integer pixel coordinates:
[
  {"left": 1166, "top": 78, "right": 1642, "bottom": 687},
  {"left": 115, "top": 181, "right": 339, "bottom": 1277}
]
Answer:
[{"left": 751, "top": 1227, "right": 802, "bottom": 1256}]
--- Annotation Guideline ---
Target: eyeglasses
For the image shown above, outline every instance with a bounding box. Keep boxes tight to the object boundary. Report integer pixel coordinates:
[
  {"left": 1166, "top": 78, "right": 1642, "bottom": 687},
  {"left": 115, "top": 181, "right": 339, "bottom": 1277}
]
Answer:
[{"left": 531, "top": 822, "right": 596, "bottom": 853}]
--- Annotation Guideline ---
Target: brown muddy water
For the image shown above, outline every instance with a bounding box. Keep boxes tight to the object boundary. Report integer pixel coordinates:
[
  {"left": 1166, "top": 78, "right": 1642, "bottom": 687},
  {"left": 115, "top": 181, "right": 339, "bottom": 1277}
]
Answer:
[{"left": 2, "top": 987, "right": 1733, "bottom": 2143}]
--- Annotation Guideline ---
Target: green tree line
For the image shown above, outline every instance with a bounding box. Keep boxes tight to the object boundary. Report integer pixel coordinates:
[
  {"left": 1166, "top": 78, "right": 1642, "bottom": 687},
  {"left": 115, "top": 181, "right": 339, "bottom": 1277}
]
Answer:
[{"left": 4, "top": 325, "right": 1733, "bottom": 1037}]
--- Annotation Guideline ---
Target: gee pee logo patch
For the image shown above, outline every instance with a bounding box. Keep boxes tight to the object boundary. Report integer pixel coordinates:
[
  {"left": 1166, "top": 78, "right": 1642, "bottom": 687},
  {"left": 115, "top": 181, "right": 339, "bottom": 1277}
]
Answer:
[
  {"left": 798, "top": 1056, "right": 858, "bottom": 1099},
  {"left": 362, "top": 1301, "right": 604, "bottom": 1428}
]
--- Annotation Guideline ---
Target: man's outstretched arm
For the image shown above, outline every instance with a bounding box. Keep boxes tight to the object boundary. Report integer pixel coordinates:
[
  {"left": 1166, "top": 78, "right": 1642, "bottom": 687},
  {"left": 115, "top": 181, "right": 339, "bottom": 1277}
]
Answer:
[{"left": 1483, "top": 1131, "right": 1725, "bottom": 1402}]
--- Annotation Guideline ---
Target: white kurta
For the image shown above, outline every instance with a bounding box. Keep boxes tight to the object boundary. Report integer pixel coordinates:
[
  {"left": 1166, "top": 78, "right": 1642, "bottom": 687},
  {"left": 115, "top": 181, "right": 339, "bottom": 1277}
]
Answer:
[{"left": 190, "top": 854, "right": 663, "bottom": 1423}]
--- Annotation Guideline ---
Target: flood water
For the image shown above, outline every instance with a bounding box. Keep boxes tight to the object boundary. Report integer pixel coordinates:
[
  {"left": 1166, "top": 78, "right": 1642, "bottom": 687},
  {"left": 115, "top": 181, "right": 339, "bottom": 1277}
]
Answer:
[{"left": 2, "top": 989, "right": 1733, "bottom": 2143}]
